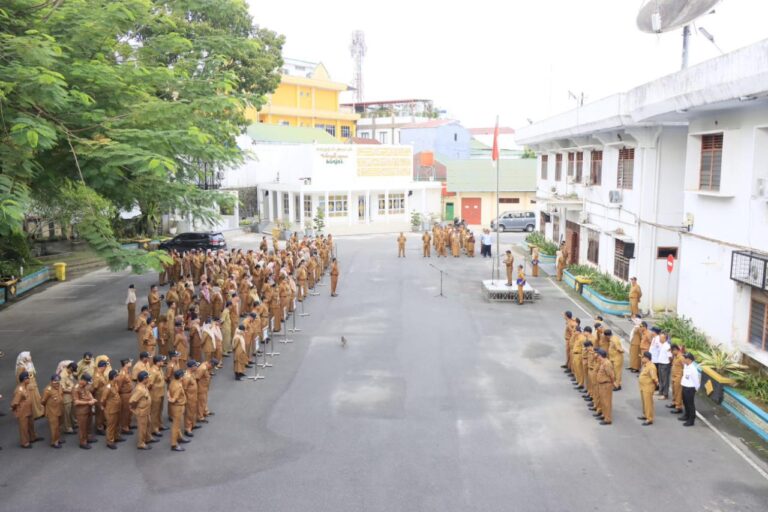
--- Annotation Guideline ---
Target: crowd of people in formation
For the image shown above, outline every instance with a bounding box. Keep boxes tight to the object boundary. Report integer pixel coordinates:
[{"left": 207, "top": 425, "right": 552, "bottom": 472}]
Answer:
[
  {"left": 6, "top": 232, "right": 339, "bottom": 451},
  {"left": 562, "top": 312, "right": 701, "bottom": 427},
  {"left": 396, "top": 223, "right": 479, "bottom": 259}
]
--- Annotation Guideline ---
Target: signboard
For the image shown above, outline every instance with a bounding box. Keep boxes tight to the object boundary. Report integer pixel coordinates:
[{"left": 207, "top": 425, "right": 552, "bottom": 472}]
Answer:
[
  {"left": 356, "top": 146, "right": 411, "bottom": 177},
  {"left": 667, "top": 254, "right": 675, "bottom": 273}
]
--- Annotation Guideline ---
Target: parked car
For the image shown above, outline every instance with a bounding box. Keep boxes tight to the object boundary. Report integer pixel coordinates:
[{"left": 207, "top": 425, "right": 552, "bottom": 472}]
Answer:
[
  {"left": 158, "top": 232, "right": 227, "bottom": 252},
  {"left": 490, "top": 211, "right": 536, "bottom": 232}
]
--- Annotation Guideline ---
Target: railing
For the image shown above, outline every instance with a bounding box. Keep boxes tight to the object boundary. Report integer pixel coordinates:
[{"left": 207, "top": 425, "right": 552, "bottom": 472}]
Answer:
[{"left": 730, "top": 250, "right": 768, "bottom": 290}]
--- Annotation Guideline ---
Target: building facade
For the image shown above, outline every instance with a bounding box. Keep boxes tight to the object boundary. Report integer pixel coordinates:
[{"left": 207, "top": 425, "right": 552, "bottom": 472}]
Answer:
[
  {"left": 517, "top": 39, "right": 768, "bottom": 366},
  {"left": 245, "top": 58, "right": 359, "bottom": 140},
  {"left": 342, "top": 99, "right": 437, "bottom": 144},
  {"left": 399, "top": 120, "right": 471, "bottom": 160}
]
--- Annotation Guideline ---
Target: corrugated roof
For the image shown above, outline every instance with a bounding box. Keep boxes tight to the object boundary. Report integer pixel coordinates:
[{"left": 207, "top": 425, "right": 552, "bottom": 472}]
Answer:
[
  {"left": 400, "top": 119, "right": 458, "bottom": 129},
  {"left": 245, "top": 124, "right": 337, "bottom": 144},
  {"left": 347, "top": 137, "right": 381, "bottom": 145},
  {"left": 445, "top": 158, "right": 537, "bottom": 192}
]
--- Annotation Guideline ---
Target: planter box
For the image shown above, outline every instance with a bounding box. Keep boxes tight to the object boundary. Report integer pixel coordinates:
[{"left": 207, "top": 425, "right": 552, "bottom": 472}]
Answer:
[
  {"left": 580, "top": 284, "right": 631, "bottom": 317},
  {"left": 562, "top": 269, "right": 577, "bottom": 290},
  {"left": 721, "top": 387, "right": 768, "bottom": 442},
  {"left": 0, "top": 286, "right": 5, "bottom": 305},
  {"left": 521, "top": 240, "right": 530, "bottom": 251},
  {"left": 16, "top": 267, "right": 52, "bottom": 296},
  {"left": 575, "top": 276, "right": 592, "bottom": 294},
  {"left": 699, "top": 366, "right": 737, "bottom": 404},
  {"left": 539, "top": 253, "right": 556, "bottom": 264}
]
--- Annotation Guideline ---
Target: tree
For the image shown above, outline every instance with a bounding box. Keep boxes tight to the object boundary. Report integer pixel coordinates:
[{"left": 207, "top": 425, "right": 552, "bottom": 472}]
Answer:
[{"left": 521, "top": 147, "right": 537, "bottom": 159}]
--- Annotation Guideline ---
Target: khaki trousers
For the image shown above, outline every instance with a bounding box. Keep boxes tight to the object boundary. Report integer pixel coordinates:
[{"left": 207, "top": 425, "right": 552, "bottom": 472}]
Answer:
[
  {"left": 641, "top": 386, "right": 655, "bottom": 422},
  {"left": 170, "top": 404, "right": 184, "bottom": 447},
  {"left": 598, "top": 383, "right": 613, "bottom": 422}
]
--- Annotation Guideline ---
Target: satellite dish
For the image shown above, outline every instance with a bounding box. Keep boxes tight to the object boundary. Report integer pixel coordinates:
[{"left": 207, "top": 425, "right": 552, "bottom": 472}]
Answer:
[{"left": 637, "top": 0, "right": 721, "bottom": 33}]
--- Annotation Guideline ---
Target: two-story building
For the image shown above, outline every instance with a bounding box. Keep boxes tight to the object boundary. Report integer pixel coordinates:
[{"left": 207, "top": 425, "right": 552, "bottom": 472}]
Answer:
[
  {"left": 517, "top": 39, "right": 768, "bottom": 366},
  {"left": 399, "top": 120, "right": 471, "bottom": 160},
  {"left": 342, "top": 99, "right": 436, "bottom": 144},
  {"left": 245, "top": 58, "right": 359, "bottom": 140}
]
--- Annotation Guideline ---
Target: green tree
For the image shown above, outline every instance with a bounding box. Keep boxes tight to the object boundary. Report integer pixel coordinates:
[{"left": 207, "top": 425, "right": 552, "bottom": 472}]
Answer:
[
  {"left": 521, "top": 147, "right": 537, "bottom": 158},
  {"left": 0, "top": 0, "right": 283, "bottom": 272}
]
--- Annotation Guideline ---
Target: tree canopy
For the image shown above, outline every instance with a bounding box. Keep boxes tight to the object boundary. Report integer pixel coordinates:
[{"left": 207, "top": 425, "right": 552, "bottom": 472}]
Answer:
[{"left": 0, "top": 0, "right": 283, "bottom": 273}]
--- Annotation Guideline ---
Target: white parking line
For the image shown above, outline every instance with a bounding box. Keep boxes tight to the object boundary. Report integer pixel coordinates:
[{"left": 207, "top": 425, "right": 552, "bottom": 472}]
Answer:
[{"left": 549, "top": 276, "right": 768, "bottom": 483}]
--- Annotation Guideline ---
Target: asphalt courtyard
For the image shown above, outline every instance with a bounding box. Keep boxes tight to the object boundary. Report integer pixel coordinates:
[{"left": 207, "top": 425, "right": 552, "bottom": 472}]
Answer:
[{"left": 0, "top": 232, "right": 766, "bottom": 512}]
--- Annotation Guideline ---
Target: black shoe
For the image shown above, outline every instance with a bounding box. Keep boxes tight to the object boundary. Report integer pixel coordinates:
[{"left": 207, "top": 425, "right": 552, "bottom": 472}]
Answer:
[
  {"left": 184, "top": 431, "right": 194, "bottom": 438},
  {"left": 599, "top": 421, "right": 612, "bottom": 425},
  {"left": 147, "top": 438, "right": 159, "bottom": 444},
  {"left": 172, "top": 446, "right": 185, "bottom": 452},
  {"left": 160, "top": 426, "right": 170, "bottom": 431},
  {"left": 637, "top": 416, "right": 647, "bottom": 421},
  {"left": 122, "top": 430, "right": 133, "bottom": 436},
  {"left": 153, "top": 432, "right": 163, "bottom": 437},
  {"left": 129, "top": 425, "right": 137, "bottom": 430},
  {"left": 665, "top": 404, "right": 676, "bottom": 408},
  {"left": 32, "top": 436, "right": 44, "bottom": 443},
  {"left": 95, "top": 429, "right": 106, "bottom": 436},
  {"left": 235, "top": 375, "right": 242, "bottom": 381},
  {"left": 614, "top": 386, "right": 622, "bottom": 391},
  {"left": 592, "top": 413, "right": 602, "bottom": 418},
  {"left": 79, "top": 444, "right": 91, "bottom": 450},
  {"left": 52, "top": 443, "right": 62, "bottom": 449},
  {"left": 683, "top": 422, "right": 694, "bottom": 427},
  {"left": 641, "top": 421, "right": 653, "bottom": 426},
  {"left": 192, "top": 425, "right": 201, "bottom": 430},
  {"left": 179, "top": 438, "right": 190, "bottom": 444},
  {"left": 199, "top": 419, "right": 209, "bottom": 424},
  {"left": 560, "top": 365, "right": 568, "bottom": 369},
  {"left": 677, "top": 417, "right": 688, "bottom": 422},
  {"left": 206, "top": 412, "right": 215, "bottom": 416},
  {"left": 670, "top": 409, "right": 683, "bottom": 414},
  {"left": 107, "top": 444, "right": 117, "bottom": 450},
  {"left": 137, "top": 445, "right": 152, "bottom": 450}
]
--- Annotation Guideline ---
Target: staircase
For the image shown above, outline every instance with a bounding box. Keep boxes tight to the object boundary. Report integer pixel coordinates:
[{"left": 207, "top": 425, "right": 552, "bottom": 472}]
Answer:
[{"left": 38, "top": 249, "right": 106, "bottom": 280}]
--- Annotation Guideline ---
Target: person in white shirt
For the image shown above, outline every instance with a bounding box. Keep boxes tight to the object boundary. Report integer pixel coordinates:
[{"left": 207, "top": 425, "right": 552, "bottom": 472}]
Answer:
[
  {"left": 126, "top": 284, "right": 137, "bottom": 331},
  {"left": 655, "top": 332, "right": 672, "bottom": 400},
  {"left": 680, "top": 353, "right": 701, "bottom": 426}
]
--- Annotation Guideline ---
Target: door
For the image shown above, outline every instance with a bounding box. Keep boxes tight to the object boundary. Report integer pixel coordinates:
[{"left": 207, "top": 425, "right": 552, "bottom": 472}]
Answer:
[
  {"left": 461, "top": 197, "right": 481, "bottom": 225},
  {"left": 358, "top": 195, "right": 366, "bottom": 221},
  {"left": 445, "top": 202, "right": 454, "bottom": 221},
  {"left": 566, "top": 220, "right": 580, "bottom": 264}
]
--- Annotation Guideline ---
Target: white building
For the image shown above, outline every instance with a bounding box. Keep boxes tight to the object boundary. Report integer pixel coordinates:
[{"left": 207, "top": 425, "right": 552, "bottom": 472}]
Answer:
[
  {"left": 341, "top": 99, "right": 437, "bottom": 144},
  {"left": 517, "top": 39, "right": 768, "bottom": 366},
  {"left": 222, "top": 124, "right": 442, "bottom": 235}
]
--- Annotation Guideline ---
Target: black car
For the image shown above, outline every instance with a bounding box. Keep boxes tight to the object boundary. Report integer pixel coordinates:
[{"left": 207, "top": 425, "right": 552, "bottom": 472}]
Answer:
[{"left": 159, "top": 232, "right": 227, "bottom": 253}]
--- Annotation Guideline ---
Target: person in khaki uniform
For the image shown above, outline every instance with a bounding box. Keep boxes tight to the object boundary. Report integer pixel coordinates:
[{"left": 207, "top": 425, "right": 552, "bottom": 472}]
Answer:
[
  {"left": 91, "top": 360, "right": 109, "bottom": 435},
  {"left": 182, "top": 361, "right": 199, "bottom": 437},
  {"left": 330, "top": 258, "right": 339, "bottom": 297},
  {"left": 555, "top": 251, "right": 566, "bottom": 281},
  {"left": 116, "top": 359, "right": 134, "bottom": 436},
  {"left": 397, "top": 232, "right": 406, "bottom": 257},
  {"left": 504, "top": 251, "right": 514, "bottom": 286},
  {"left": 73, "top": 374, "right": 97, "bottom": 449},
  {"left": 562, "top": 313, "right": 576, "bottom": 372},
  {"left": 148, "top": 355, "right": 167, "bottom": 437},
  {"left": 638, "top": 351, "right": 659, "bottom": 426},
  {"left": 583, "top": 342, "right": 598, "bottom": 412},
  {"left": 269, "top": 284, "right": 283, "bottom": 334},
  {"left": 11, "top": 372, "right": 36, "bottom": 448},
  {"left": 570, "top": 327, "right": 586, "bottom": 389},
  {"left": 531, "top": 246, "right": 540, "bottom": 277},
  {"left": 129, "top": 371, "right": 154, "bottom": 449},
  {"left": 605, "top": 329, "right": 624, "bottom": 390},
  {"left": 628, "top": 316, "right": 643, "bottom": 372},
  {"left": 195, "top": 359, "right": 216, "bottom": 422},
  {"left": 629, "top": 277, "right": 642, "bottom": 317},
  {"left": 167, "top": 369, "right": 188, "bottom": 451},
  {"left": 450, "top": 231, "right": 460, "bottom": 257},
  {"left": 516, "top": 265, "right": 526, "bottom": 305},
  {"left": 595, "top": 349, "right": 615, "bottom": 425},
  {"left": 41, "top": 374, "right": 64, "bottom": 448},
  {"left": 101, "top": 370, "right": 122, "bottom": 449},
  {"left": 422, "top": 231, "right": 431, "bottom": 257},
  {"left": 173, "top": 322, "right": 189, "bottom": 369},
  {"left": 667, "top": 345, "right": 685, "bottom": 414},
  {"left": 233, "top": 327, "right": 248, "bottom": 381},
  {"left": 58, "top": 361, "right": 77, "bottom": 434},
  {"left": 148, "top": 284, "right": 162, "bottom": 321},
  {"left": 126, "top": 284, "right": 137, "bottom": 330},
  {"left": 466, "top": 232, "right": 475, "bottom": 257}
]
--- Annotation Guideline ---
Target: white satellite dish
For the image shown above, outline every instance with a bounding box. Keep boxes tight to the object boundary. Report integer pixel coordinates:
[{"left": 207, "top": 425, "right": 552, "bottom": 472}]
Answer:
[{"left": 637, "top": 0, "right": 721, "bottom": 33}]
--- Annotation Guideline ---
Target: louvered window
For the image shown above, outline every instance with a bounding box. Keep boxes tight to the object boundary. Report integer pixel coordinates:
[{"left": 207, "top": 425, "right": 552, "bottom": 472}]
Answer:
[
  {"left": 587, "top": 229, "right": 599, "bottom": 264},
  {"left": 590, "top": 150, "right": 602, "bottom": 185},
  {"left": 575, "top": 152, "right": 584, "bottom": 182},
  {"left": 555, "top": 154, "right": 562, "bottom": 181},
  {"left": 614, "top": 240, "right": 629, "bottom": 281},
  {"left": 750, "top": 298, "right": 767, "bottom": 352},
  {"left": 541, "top": 155, "right": 548, "bottom": 180},
  {"left": 700, "top": 133, "right": 723, "bottom": 191},
  {"left": 617, "top": 148, "right": 634, "bottom": 190},
  {"left": 567, "top": 153, "right": 575, "bottom": 177}
]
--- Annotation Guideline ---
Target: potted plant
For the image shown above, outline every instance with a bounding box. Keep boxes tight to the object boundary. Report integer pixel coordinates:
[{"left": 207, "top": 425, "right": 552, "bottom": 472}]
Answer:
[
  {"left": 313, "top": 206, "right": 325, "bottom": 235},
  {"left": 695, "top": 346, "right": 747, "bottom": 404},
  {"left": 410, "top": 211, "right": 422, "bottom": 232}
]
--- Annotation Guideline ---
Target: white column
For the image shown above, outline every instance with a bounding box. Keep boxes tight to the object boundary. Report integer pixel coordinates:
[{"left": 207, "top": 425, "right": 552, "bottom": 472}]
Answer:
[
  {"left": 267, "top": 191, "right": 273, "bottom": 222},
  {"left": 347, "top": 190, "right": 353, "bottom": 225},
  {"left": 299, "top": 190, "right": 305, "bottom": 231},
  {"left": 384, "top": 190, "right": 389, "bottom": 224},
  {"left": 366, "top": 190, "right": 371, "bottom": 224}
]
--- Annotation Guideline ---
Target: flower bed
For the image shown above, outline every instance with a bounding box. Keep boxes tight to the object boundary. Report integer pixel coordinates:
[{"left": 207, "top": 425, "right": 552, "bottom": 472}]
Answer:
[
  {"left": 721, "top": 387, "right": 768, "bottom": 443},
  {"left": 15, "top": 267, "right": 52, "bottom": 296},
  {"left": 563, "top": 269, "right": 577, "bottom": 290},
  {"left": 581, "top": 284, "right": 631, "bottom": 317},
  {"left": 538, "top": 253, "right": 556, "bottom": 265}
]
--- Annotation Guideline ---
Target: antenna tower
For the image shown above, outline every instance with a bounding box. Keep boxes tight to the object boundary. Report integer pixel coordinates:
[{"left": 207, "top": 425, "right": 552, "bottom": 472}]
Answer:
[{"left": 349, "top": 30, "right": 366, "bottom": 103}]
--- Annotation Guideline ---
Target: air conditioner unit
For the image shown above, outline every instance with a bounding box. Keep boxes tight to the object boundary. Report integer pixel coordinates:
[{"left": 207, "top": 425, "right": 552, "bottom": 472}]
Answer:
[
  {"left": 578, "top": 212, "right": 589, "bottom": 224},
  {"left": 608, "top": 190, "right": 623, "bottom": 204}
]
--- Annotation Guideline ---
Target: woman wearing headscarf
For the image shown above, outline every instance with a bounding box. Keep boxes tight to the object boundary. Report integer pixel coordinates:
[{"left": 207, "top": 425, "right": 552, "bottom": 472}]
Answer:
[
  {"left": 15, "top": 351, "right": 44, "bottom": 419},
  {"left": 56, "top": 360, "right": 78, "bottom": 433}
]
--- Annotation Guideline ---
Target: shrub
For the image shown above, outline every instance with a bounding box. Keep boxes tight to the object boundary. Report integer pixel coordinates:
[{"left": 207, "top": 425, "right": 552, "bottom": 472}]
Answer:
[
  {"left": 565, "top": 264, "right": 630, "bottom": 301},
  {"left": 696, "top": 346, "right": 748, "bottom": 380},
  {"left": 654, "top": 314, "right": 710, "bottom": 354},
  {"left": 525, "top": 232, "right": 558, "bottom": 256}
]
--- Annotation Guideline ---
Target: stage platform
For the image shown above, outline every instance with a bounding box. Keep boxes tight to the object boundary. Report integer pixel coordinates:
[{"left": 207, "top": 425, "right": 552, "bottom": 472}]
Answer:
[{"left": 481, "top": 280, "right": 539, "bottom": 303}]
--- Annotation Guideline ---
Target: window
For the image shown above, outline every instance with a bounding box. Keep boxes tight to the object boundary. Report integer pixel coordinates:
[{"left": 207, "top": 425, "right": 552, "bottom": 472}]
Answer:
[
  {"left": 378, "top": 131, "right": 389, "bottom": 144},
  {"left": 359, "top": 131, "right": 371, "bottom": 139},
  {"left": 657, "top": 247, "right": 678, "bottom": 259},
  {"left": 530, "top": 199, "right": 536, "bottom": 204},
  {"left": 282, "top": 193, "right": 289, "bottom": 215},
  {"left": 454, "top": 133, "right": 458, "bottom": 142},
  {"left": 555, "top": 154, "right": 563, "bottom": 181},
  {"left": 587, "top": 229, "right": 599, "bottom": 265},
  {"left": 341, "top": 126, "right": 351, "bottom": 138},
  {"left": 327, "top": 194, "right": 348, "bottom": 217},
  {"left": 304, "top": 196, "right": 312, "bottom": 219},
  {"left": 279, "top": 121, "right": 290, "bottom": 127},
  {"left": 590, "top": 150, "right": 602, "bottom": 185},
  {"left": 614, "top": 239, "right": 630, "bottom": 281},
  {"left": 553, "top": 216, "right": 560, "bottom": 243},
  {"left": 541, "top": 155, "right": 548, "bottom": 180},
  {"left": 388, "top": 193, "right": 405, "bottom": 214},
  {"left": 325, "top": 125, "right": 336, "bottom": 137},
  {"left": 499, "top": 198, "right": 520, "bottom": 204},
  {"left": 378, "top": 194, "right": 386, "bottom": 214},
  {"left": 700, "top": 133, "right": 723, "bottom": 191},
  {"left": 567, "top": 153, "right": 574, "bottom": 177},
  {"left": 315, "top": 124, "right": 325, "bottom": 131},
  {"left": 617, "top": 148, "right": 634, "bottom": 190},
  {"left": 575, "top": 152, "right": 583, "bottom": 182},
  {"left": 750, "top": 294, "right": 768, "bottom": 352}
]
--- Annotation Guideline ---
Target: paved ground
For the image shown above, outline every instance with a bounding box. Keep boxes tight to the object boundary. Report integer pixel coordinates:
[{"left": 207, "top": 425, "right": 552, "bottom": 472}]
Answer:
[{"left": 0, "top": 232, "right": 766, "bottom": 512}]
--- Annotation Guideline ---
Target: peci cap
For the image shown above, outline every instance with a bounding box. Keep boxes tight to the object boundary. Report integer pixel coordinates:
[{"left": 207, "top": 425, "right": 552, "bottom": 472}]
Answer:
[
  {"left": 643, "top": 351, "right": 653, "bottom": 360},
  {"left": 137, "top": 371, "right": 149, "bottom": 382},
  {"left": 153, "top": 355, "right": 166, "bottom": 363},
  {"left": 19, "top": 371, "right": 30, "bottom": 382},
  {"left": 174, "top": 369, "right": 185, "bottom": 379},
  {"left": 80, "top": 373, "right": 92, "bottom": 383},
  {"left": 108, "top": 370, "right": 118, "bottom": 380},
  {"left": 139, "top": 351, "right": 150, "bottom": 359},
  {"left": 684, "top": 353, "right": 695, "bottom": 361},
  {"left": 51, "top": 374, "right": 61, "bottom": 382},
  {"left": 187, "top": 360, "right": 197, "bottom": 368},
  {"left": 97, "top": 360, "right": 108, "bottom": 368},
  {"left": 596, "top": 349, "right": 607, "bottom": 357}
]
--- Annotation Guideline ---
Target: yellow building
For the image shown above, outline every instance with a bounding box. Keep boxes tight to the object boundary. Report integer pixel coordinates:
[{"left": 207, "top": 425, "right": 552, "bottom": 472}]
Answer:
[{"left": 246, "top": 59, "right": 359, "bottom": 140}]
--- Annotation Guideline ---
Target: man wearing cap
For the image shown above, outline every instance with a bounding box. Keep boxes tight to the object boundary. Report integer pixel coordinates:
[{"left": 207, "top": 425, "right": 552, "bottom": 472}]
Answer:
[
  {"left": 605, "top": 330, "right": 624, "bottom": 391},
  {"left": 149, "top": 355, "right": 168, "bottom": 437},
  {"left": 629, "top": 277, "right": 642, "bottom": 317},
  {"left": 167, "top": 369, "right": 188, "bottom": 451},
  {"left": 173, "top": 322, "right": 189, "bottom": 369},
  {"left": 422, "top": 230, "right": 431, "bottom": 257},
  {"left": 92, "top": 360, "right": 109, "bottom": 435},
  {"left": 134, "top": 305, "right": 150, "bottom": 350},
  {"left": 41, "top": 374, "right": 64, "bottom": 448},
  {"left": 148, "top": 284, "right": 162, "bottom": 321},
  {"left": 182, "top": 361, "right": 199, "bottom": 437},
  {"left": 60, "top": 361, "right": 78, "bottom": 434},
  {"left": 116, "top": 359, "right": 134, "bottom": 436},
  {"left": 132, "top": 352, "right": 151, "bottom": 381},
  {"left": 196, "top": 359, "right": 216, "bottom": 422},
  {"left": 73, "top": 373, "right": 98, "bottom": 449},
  {"left": 667, "top": 345, "right": 685, "bottom": 414},
  {"left": 638, "top": 352, "right": 659, "bottom": 426},
  {"left": 628, "top": 316, "right": 643, "bottom": 373},
  {"left": 101, "top": 370, "right": 122, "bottom": 449},
  {"left": 562, "top": 312, "right": 575, "bottom": 371},
  {"left": 570, "top": 327, "right": 586, "bottom": 390},
  {"left": 11, "top": 372, "right": 36, "bottom": 448},
  {"left": 129, "top": 371, "right": 154, "bottom": 449},
  {"left": 595, "top": 349, "right": 615, "bottom": 425},
  {"left": 330, "top": 258, "right": 339, "bottom": 297},
  {"left": 140, "top": 317, "right": 158, "bottom": 356},
  {"left": 680, "top": 353, "right": 701, "bottom": 426},
  {"left": 233, "top": 326, "right": 248, "bottom": 381}
]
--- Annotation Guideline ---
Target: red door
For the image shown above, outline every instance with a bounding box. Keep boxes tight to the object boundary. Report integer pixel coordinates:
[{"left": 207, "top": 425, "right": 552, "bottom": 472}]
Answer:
[{"left": 461, "top": 197, "right": 481, "bottom": 225}]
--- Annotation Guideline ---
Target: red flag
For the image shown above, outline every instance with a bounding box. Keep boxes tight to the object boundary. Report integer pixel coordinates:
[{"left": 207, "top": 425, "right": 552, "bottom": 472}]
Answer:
[{"left": 491, "top": 117, "right": 499, "bottom": 162}]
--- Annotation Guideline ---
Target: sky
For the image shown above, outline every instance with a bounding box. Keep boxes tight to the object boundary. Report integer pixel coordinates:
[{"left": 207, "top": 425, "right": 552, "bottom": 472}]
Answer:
[{"left": 246, "top": 0, "right": 768, "bottom": 129}]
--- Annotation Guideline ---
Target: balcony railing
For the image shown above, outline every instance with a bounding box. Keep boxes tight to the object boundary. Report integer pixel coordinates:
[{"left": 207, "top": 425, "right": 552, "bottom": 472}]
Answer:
[{"left": 731, "top": 250, "right": 768, "bottom": 290}]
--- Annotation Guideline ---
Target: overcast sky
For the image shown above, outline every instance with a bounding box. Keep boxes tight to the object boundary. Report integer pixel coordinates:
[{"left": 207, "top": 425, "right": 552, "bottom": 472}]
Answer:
[{"left": 247, "top": 0, "right": 768, "bottom": 129}]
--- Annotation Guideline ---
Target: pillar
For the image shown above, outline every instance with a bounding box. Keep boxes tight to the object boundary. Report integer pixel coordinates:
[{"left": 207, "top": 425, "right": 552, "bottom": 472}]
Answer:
[
  {"left": 267, "top": 191, "right": 273, "bottom": 222},
  {"left": 299, "top": 190, "right": 305, "bottom": 231},
  {"left": 287, "top": 191, "right": 294, "bottom": 229},
  {"left": 347, "top": 190, "right": 353, "bottom": 225},
  {"left": 384, "top": 190, "right": 389, "bottom": 224}
]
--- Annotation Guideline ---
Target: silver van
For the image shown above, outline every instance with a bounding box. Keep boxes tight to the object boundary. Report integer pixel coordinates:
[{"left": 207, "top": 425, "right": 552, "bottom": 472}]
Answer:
[{"left": 491, "top": 211, "right": 536, "bottom": 232}]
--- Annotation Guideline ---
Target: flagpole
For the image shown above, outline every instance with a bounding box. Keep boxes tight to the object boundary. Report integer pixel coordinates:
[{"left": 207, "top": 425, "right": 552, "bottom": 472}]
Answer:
[{"left": 494, "top": 116, "right": 500, "bottom": 282}]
